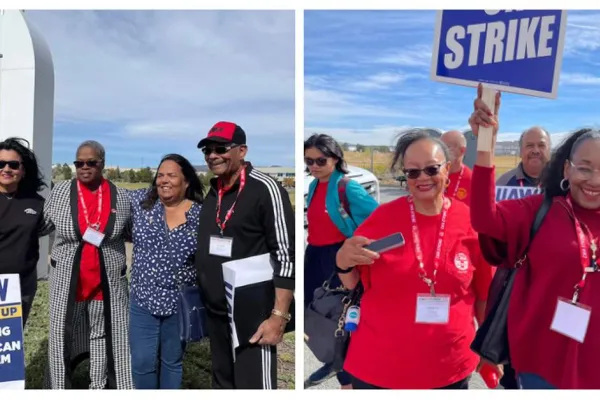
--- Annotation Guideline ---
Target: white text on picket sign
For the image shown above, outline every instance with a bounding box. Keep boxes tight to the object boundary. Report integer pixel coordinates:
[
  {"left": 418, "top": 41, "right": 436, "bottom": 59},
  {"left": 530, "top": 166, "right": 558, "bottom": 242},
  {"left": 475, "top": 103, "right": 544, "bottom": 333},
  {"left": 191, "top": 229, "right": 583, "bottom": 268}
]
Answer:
[{"left": 444, "top": 12, "right": 557, "bottom": 69}]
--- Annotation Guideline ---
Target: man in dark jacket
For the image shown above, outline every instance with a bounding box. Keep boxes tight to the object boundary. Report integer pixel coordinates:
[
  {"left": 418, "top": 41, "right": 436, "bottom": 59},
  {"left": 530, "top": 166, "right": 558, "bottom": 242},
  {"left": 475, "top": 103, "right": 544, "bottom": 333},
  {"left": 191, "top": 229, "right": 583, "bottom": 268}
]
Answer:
[{"left": 195, "top": 121, "right": 295, "bottom": 389}]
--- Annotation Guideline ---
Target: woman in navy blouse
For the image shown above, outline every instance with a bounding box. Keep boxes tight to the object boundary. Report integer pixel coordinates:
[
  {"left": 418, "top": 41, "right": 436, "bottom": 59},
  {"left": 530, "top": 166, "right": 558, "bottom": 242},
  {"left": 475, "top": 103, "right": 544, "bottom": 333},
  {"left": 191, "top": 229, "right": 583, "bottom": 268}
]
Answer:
[{"left": 128, "top": 154, "right": 204, "bottom": 389}]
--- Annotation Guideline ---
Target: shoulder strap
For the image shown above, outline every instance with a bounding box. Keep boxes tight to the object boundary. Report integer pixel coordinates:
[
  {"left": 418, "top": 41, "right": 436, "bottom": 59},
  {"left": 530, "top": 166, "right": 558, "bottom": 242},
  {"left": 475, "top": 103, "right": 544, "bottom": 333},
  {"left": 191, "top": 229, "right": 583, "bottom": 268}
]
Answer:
[
  {"left": 520, "top": 195, "right": 552, "bottom": 260},
  {"left": 337, "top": 177, "right": 352, "bottom": 220}
]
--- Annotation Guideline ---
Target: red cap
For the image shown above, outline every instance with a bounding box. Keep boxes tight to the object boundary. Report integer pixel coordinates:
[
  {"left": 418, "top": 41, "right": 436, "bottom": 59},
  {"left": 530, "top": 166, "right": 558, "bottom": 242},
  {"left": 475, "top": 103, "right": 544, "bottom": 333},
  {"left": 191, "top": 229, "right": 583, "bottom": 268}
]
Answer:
[{"left": 197, "top": 121, "right": 246, "bottom": 148}]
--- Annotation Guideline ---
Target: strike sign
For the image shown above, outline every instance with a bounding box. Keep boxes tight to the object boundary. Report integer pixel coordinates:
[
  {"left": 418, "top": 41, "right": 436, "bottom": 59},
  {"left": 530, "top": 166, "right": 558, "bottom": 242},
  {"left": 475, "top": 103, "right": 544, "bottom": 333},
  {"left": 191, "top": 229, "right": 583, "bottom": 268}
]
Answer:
[
  {"left": 431, "top": 10, "right": 567, "bottom": 98},
  {"left": 496, "top": 186, "right": 541, "bottom": 201},
  {"left": 0, "top": 275, "right": 25, "bottom": 390}
]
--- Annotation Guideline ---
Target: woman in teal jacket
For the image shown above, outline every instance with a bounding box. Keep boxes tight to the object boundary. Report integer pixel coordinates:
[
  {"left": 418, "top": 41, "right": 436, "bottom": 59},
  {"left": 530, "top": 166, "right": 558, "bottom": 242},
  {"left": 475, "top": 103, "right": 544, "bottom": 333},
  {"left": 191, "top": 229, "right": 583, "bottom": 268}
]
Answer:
[{"left": 304, "top": 134, "right": 378, "bottom": 389}]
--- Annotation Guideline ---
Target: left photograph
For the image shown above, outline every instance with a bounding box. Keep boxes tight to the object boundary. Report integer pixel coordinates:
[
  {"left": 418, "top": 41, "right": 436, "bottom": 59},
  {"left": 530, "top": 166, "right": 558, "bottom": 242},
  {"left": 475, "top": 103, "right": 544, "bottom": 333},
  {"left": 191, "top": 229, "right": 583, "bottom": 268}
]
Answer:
[{"left": 0, "top": 10, "right": 295, "bottom": 390}]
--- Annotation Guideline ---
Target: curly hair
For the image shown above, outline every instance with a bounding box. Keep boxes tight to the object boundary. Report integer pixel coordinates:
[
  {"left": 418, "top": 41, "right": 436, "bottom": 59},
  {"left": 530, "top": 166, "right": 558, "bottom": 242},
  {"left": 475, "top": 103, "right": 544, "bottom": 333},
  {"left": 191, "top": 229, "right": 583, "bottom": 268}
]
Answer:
[
  {"left": 0, "top": 137, "right": 47, "bottom": 195},
  {"left": 540, "top": 128, "right": 600, "bottom": 199}
]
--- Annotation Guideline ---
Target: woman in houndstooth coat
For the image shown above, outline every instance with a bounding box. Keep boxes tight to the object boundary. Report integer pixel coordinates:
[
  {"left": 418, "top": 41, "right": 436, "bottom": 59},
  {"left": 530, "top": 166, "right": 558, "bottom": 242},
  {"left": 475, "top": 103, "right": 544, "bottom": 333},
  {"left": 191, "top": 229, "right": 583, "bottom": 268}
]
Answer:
[{"left": 40, "top": 141, "right": 133, "bottom": 389}]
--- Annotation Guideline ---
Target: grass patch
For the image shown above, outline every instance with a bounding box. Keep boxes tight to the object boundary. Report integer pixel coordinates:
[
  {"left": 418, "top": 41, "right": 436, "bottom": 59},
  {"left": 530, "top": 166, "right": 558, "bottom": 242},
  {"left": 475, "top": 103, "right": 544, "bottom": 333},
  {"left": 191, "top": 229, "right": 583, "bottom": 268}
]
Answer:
[{"left": 24, "top": 281, "right": 295, "bottom": 389}]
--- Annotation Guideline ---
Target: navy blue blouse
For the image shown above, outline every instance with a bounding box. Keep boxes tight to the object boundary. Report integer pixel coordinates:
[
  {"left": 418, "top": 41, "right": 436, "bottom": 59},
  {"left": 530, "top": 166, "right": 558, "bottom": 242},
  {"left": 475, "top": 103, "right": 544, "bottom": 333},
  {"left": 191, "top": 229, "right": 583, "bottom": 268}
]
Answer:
[{"left": 128, "top": 189, "right": 201, "bottom": 316}]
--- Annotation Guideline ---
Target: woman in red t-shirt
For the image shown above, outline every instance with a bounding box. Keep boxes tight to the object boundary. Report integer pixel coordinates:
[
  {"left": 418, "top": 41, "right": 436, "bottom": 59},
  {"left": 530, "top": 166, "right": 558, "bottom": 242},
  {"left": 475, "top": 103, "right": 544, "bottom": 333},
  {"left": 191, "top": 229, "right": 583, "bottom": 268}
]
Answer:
[
  {"left": 335, "top": 129, "right": 497, "bottom": 389},
  {"left": 468, "top": 84, "right": 600, "bottom": 389},
  {"left": 304, "top": 134, "right": 378, "bottom": 388}
]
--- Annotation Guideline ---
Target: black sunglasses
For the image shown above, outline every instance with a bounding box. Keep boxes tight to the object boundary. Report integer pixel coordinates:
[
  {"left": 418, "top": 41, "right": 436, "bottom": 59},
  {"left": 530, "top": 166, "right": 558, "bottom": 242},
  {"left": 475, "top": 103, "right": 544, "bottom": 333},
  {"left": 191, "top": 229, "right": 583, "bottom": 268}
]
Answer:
[
  {"left": 0, "top": 160, "right": 21, "bottom": 170},
  {"left": 305, "top": 157, "right": 328, "bottom": 167},
  {"left": 74, "top": 160, "right": 101, "bottom": 168},
  {"left": 201, "top": 144, "right": 239, "bottom": 155},
  {"left": 402, "top": 164, "right": 443, "bottom": 180}
]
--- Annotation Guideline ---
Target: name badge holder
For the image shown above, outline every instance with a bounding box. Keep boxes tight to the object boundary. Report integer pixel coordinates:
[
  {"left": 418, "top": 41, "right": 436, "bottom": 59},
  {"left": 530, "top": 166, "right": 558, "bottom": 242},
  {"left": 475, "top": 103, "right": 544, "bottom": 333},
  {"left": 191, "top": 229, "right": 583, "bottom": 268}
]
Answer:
[{"left": 78, "top": 181, "right": 105, "bottom": 248}]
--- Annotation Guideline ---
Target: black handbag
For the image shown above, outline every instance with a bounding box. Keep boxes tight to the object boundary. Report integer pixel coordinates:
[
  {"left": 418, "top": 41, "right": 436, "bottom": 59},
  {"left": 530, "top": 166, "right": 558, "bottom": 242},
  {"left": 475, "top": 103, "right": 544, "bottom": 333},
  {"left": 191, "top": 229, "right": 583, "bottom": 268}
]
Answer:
[
  {"left": 161, "top": 215, "right": 208, "bottom": 343},
  {"left": 177, "top": 284, "right": 209, "bottom": 343},
  {"left": 471, "top": 195, "right": 552, "bottom": 364},
  {"left": 304, "top": 273, "right": 362, "bottom": 371}
]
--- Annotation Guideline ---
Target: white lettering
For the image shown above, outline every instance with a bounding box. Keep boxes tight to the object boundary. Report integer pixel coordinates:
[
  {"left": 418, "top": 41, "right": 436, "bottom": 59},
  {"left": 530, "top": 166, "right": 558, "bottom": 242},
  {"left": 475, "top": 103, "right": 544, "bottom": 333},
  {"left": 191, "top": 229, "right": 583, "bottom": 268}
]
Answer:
[
  {"left": 467, "top": 24, "right": 486, "bottom": 66},
  {"left": 0, "top": 341, "right": 21, "bottom": 352},
  {"left": 505, "top": 19, "right": 519, "bottom": 61},
  {"left": 516, "top": 17, "right": 540, "bottom": 60},
  {"left": 444, "top": 26, "right": 465, "bottom": 69},
  {"left": 0, "top": 354, "right": 10, "bottom": 364},
  {"left": 538, "top": 16, "right": 556, "bottom": 57},
  {"left": 443, "top": 14, "right": 557, "bottom": 68},
  {"left": 483, "top": 22, "right": 506, "bottom": 64},
  {"left": 0, "top": 326, "right": 11, "bottom": 337},
  {"left": 495, "top": 186, "right": 541, "bottom": 201}
]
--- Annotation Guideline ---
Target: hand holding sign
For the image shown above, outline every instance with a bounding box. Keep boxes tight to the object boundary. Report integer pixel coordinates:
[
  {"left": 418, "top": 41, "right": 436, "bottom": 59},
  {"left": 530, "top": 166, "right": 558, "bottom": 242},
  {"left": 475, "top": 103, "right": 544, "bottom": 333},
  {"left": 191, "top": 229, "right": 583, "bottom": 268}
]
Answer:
[{"left": 469, "top": 83, "right": 501, "bottom": 152}]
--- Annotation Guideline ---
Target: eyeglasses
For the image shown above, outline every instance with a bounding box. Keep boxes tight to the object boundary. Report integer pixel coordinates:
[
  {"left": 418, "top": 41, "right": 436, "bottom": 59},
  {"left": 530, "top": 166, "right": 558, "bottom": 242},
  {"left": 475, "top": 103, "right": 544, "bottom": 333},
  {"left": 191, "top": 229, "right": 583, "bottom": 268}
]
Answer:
[
  {"left": 305, "top": 157, "right": 328, "bottom": 167},
  {"left": 0, "top": 160, "right": 21, "bottom": 170},
  {"left": 570, "top": 161, "right": 600, "bottom": 180},
  {"left": 402, "top": 164, "right": 443, "bottom": 180},
  {"left": 201, "top": 144, "right": 239, "bottom": 155},
  {"left": 74, "top": 160, "right": 101, "bottom": 168}
]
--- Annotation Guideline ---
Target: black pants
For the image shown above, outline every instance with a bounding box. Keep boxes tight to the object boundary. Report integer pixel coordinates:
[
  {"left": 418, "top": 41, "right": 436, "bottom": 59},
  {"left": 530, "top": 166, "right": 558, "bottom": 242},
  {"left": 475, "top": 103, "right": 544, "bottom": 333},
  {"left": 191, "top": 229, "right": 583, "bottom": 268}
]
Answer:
[
  {"left": 352, "top": 375, "right": 470, "bottom": 389},
  {"left": 206, "top": 311, "right": 277, "bottom": 389},
  {"left": 500, "top": 363, "right": 518, "bottom": 389}
]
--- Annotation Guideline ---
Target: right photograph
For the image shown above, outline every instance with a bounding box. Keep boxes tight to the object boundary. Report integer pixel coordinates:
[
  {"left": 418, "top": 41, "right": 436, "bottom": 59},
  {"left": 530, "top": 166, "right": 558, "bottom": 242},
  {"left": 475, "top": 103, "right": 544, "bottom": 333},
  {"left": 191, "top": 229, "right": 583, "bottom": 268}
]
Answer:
[{"left": 303, "top": 10, "right": 600, "bottom": 390}]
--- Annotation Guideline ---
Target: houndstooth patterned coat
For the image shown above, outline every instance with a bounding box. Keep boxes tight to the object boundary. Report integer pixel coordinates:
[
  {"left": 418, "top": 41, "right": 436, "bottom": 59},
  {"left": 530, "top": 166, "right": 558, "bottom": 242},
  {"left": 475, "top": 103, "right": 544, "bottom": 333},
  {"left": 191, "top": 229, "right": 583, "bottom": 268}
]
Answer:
[{"left": 40, "top": 179, "right": 133, "bottom": 389}]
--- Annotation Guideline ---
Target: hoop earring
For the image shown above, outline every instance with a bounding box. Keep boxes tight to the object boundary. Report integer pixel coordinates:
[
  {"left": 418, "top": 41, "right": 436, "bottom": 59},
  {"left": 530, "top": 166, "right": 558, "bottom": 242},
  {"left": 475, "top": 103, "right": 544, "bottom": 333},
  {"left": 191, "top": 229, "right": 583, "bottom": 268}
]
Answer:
[{"left": 560, "top": 178, "right": 570, "bottom": 192}]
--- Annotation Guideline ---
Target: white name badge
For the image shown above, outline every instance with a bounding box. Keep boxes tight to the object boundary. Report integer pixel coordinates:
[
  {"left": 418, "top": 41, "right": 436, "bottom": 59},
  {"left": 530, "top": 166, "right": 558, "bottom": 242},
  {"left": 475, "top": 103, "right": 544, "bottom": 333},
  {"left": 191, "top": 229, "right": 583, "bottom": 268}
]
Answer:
[
  {"left": 415, "top": 294, "right": 450, "bottom": 324},
  {"left": 82, "top": 227, "right": 105, "bottom": 247},
  {"left": 210, "top": 235, "right": 233, "bottom": 258},
  {"left": 550, "top": 297, "right": 591, "bottom": 343}
]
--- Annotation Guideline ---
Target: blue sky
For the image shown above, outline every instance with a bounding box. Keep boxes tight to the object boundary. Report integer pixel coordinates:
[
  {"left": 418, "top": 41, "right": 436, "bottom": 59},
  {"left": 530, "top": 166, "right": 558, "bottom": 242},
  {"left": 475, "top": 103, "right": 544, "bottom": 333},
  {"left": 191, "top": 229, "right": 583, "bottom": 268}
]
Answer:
[
  {"left": 304, "top": 10, "right": 600, "bottom": 147},
  {"left": 26, "top": 10, "right": 295, "bottom": 168}
]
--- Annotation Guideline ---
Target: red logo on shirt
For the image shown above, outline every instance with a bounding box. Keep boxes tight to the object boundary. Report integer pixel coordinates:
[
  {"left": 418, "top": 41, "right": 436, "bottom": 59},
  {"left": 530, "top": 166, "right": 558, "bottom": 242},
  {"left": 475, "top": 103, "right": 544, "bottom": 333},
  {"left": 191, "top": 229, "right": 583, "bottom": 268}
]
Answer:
[
  {"left": 454, "top": 252, "right": 469, "bottom": 272},
  {"left": 456, "top": 187, "right": 467, "bottom": 200}
]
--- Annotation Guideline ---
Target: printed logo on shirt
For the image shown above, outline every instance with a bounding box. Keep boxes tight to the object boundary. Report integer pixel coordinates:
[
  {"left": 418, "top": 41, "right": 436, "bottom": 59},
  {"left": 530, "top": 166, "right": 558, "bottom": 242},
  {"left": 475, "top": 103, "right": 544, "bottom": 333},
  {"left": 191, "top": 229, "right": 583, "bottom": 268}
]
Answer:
[
  {"left": 24, "top": 208, "right": 37, "bottom": 215},
  {"left": 454, "top": 252, "right": 469, "bottom": 272},
  {"left": 456, "top": 188, "right": 467, "bottom": 200}
]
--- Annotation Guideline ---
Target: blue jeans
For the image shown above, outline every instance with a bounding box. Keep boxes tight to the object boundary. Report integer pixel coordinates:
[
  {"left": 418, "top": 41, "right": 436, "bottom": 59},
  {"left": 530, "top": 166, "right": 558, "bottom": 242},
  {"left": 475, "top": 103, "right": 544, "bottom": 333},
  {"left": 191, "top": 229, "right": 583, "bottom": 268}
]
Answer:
[
  {"left": 518, "top": 373, "right": 556, "bottom": 389},
  {"left": 129, "top": 300, "right": 186, "bottom": 389}
]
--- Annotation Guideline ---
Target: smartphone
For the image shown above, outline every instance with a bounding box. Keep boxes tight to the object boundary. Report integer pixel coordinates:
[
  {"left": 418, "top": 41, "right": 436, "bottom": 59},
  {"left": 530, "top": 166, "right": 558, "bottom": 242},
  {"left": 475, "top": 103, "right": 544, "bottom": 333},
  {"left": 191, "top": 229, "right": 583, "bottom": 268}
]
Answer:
[{"left": 364, "top": 232, "right": 405, "bottom": 253}]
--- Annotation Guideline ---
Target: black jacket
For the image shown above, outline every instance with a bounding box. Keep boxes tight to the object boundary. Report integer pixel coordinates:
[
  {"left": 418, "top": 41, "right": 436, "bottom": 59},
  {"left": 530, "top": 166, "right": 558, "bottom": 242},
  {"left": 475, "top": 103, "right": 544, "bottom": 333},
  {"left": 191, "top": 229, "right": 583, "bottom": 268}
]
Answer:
[
  {"left": 195, "top": 163, "right": 295, "bottom": 327},
  {"left": 0, "top": 192, "right": 45, "bottom": 282}
]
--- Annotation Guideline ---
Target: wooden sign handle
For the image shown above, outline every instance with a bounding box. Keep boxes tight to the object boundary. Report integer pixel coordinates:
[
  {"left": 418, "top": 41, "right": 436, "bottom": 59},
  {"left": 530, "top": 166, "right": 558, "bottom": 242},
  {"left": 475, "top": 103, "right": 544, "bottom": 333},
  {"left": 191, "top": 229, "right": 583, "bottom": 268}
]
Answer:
[{"left": 476, "top": 86, "right": 497, "bottom": 152}]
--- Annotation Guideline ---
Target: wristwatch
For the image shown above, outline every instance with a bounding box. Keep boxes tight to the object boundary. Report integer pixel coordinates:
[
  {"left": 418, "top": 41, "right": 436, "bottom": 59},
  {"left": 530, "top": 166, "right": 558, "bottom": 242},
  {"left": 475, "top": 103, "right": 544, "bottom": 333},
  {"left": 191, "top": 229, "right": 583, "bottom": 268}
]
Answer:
[{"left": 271, "top": 309, "right": 292, "bottom": 322}]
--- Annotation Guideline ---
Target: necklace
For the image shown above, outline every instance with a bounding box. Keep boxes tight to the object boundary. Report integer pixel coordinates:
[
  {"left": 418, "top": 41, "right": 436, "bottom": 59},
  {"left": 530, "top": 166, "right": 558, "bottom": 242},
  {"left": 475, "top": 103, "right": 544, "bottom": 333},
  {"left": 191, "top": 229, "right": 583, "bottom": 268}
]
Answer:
[{"left": 0, "top": 191, "right": 15, "bottom": 200}]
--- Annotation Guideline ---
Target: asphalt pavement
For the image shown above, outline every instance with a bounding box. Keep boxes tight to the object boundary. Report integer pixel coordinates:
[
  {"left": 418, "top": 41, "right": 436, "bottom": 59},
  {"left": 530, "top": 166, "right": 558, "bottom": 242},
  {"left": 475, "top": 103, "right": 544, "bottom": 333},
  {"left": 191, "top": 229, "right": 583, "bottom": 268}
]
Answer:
[{"left": 303, "top": 185, "right": 488, "bottom": 390}]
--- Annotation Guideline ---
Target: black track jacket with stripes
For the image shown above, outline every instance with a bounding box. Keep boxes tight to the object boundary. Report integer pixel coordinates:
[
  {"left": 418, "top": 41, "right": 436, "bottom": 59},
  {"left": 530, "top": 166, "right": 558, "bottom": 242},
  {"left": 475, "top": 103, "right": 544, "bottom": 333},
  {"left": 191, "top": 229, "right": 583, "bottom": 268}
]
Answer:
[{"left": 195, "top": 162, "right": 295, "bottom": 333}]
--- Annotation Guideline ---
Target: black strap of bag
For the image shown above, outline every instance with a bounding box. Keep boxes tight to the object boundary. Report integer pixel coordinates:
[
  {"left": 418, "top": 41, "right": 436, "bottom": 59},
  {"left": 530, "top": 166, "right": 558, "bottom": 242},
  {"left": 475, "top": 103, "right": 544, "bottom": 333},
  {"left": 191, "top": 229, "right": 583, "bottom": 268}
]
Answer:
[{"left": 470, "top": 194, "right": 552, "bottom": 365}]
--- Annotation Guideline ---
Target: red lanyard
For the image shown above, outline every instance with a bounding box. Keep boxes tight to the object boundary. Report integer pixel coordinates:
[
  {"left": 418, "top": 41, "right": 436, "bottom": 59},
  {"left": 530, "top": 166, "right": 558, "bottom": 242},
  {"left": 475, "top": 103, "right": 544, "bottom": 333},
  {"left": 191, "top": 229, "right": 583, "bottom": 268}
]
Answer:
[
  {"left": 77, "top": 180, "right": 103, "bottom": 230},
  {"left": 407, "top": 196, "right": 451, "bottom": 295},
  {"left": 565, "top": 196, "right": 598, "bottom": 302},
  {"left": 216, "top": 167, "right": 246, "bottom": 236},
  {"left": 451, "top": 165, "right": 464, "bottom": 198}
]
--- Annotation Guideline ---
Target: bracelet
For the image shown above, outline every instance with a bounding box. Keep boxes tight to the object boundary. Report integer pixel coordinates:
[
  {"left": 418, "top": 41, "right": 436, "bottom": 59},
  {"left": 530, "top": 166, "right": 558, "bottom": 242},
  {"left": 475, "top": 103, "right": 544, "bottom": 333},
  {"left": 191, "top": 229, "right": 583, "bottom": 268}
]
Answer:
[
  {"left": 335, "top": 266, "right": 355, "bottom": 274},
  {"left": 271, "top": 309, "right": 291, "bottom": 322}
]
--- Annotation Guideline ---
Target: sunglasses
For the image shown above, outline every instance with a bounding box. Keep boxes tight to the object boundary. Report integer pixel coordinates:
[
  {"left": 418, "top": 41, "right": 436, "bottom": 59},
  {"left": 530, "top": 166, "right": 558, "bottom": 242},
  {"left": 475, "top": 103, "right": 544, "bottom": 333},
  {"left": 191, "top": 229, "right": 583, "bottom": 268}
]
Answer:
[
  {"left": 0, "top": 160, "right": 21, "bottom": 170},
  {"left": 305, "top": 157, "right": 328, "bottom": 167},
  {"left": 402, "top": 164, "right": 443, "bottom": 180},
  {"left": 201, "top": 144, "right": 239, "bottom": 155},
  {"left": 74, "top": 160, "right": 101, "bottom": 168}
]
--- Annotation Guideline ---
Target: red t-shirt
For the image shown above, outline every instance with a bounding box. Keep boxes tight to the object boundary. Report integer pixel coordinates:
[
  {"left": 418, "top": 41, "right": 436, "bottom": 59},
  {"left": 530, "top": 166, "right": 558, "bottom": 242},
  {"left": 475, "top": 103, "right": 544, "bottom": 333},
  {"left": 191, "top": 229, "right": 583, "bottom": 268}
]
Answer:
[
  {"left": 446, "top": 165, "right": 473, "bottom": 206},
  {"left": 307, "top": 181, "right": 347, "bottom": 246},
  {"left": 76, "top": 179, "right": 111, "bottom": 302},
  {"left": 471, "top": 165, "right": 600, "bottom": 389},
  {"left": 344, "top": 196, "right": 494, "bottom": 389}
]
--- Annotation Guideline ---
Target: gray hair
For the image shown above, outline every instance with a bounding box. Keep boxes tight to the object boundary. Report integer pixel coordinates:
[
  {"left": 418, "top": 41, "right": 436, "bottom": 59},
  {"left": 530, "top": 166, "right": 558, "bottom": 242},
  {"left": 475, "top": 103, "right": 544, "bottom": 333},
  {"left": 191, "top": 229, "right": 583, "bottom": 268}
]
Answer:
[
  {"left": 570, "top": 130, "right": 600, "bottom": 159},
  {"left": 519, "top": 126, "right": 551, "bottom": 150},
  {"left": 391, "top": 128, "right": 451, "bottom": 173},
  {"left": 76, "top": 140, "right": 105, "bottom": 161}
]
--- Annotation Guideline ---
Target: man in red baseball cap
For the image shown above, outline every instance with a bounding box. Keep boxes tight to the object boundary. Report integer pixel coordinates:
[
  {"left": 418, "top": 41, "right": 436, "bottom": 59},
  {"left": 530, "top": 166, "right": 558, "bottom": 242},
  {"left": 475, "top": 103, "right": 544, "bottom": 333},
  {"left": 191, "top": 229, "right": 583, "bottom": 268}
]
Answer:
[{"left": 195, "top": 121, "right": 295, "bottom": 390}]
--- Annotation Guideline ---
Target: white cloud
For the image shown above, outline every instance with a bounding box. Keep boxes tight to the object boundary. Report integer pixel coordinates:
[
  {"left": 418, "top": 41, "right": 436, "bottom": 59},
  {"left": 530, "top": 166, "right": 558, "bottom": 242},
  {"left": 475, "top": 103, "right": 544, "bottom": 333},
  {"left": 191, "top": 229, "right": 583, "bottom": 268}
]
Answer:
[
  {"left": 374, "top": 45, "right": 432, "bottom": 67},
  {"left": 350, "top": 71, "right": 426, "bottom": 90},
  {"left": 560, "top": 73, "right": 600, "bottom": 85},
  {"left": 26, "top": 10, "right": 295, "bottom": 140},
  {"left": 564, "top": 12, "right": 600, "bottom": 56}
]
